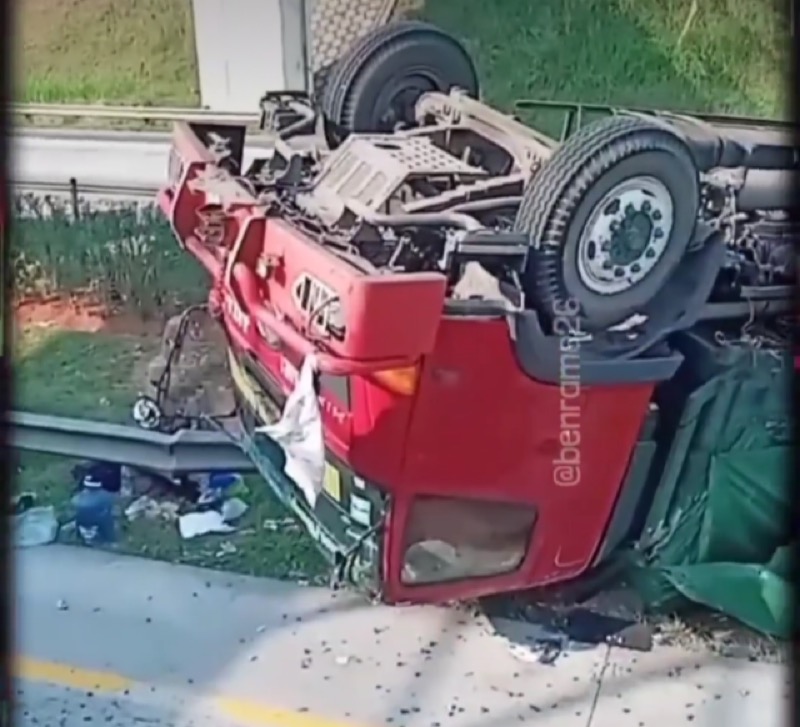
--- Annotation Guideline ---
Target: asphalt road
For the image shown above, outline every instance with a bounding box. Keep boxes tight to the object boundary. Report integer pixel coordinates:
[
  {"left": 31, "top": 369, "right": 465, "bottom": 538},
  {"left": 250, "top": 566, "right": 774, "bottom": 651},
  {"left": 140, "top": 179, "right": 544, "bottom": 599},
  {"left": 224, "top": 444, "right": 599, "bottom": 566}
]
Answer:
[{"left": 16, "top": 545, "right": 789, "bottom": 727}]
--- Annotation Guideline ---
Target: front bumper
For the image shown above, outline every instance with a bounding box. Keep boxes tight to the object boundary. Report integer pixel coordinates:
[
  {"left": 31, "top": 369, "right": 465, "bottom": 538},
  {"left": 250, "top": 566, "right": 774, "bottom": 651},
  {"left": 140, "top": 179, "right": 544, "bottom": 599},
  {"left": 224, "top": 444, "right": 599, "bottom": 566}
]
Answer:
[{"left": 227, "top": 345, "right": 386, "bottom": 593}]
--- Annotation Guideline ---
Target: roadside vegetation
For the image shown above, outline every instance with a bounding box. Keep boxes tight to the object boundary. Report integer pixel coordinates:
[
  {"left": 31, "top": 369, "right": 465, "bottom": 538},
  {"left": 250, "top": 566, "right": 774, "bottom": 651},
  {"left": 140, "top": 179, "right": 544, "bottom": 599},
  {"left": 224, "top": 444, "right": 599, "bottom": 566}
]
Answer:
[
  {"left": 16, "top": 0, "right": 200, "bottom": 105},
  {"left": 11, "top": 202, "right": 327, "bottom": 580},
  {"left": 12, "top": 0, "right": 787, "bottom": 579},
  {"left": 15, "top": 0, "right": 786, "bottom": 116},
  {"left": 13, "top": 307, "right": 327, "bottom": 581}
]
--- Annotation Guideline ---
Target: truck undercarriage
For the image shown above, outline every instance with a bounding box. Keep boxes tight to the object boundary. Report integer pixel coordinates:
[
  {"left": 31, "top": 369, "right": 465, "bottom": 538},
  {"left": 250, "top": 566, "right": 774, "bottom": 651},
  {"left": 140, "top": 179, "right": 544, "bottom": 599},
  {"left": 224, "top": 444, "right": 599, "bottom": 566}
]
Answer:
[{"left": 153, "top": 21, "right": 795, "bottom": 632}]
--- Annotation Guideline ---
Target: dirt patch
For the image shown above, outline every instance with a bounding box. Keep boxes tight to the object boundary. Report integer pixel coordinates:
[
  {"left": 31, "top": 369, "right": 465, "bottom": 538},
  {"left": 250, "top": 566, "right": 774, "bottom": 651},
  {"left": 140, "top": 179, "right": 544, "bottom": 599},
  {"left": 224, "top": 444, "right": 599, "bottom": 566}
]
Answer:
[
  {"left": 14, "top": 294, "right": 234, "bottom": 420},
  {"left": 132, "top": 310, "right": 235, "bottom": 422},
  {"left": 14, "top": 296, "right": 163, "bottom": 337},
  {"left": 12, "top": 295, "right": 234, "bottom": 429}
]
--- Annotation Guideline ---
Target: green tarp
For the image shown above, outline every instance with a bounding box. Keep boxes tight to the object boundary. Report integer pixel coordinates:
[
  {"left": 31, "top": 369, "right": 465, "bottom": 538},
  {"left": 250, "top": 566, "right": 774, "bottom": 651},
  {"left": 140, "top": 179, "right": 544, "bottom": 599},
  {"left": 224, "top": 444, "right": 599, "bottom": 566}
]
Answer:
[{"left": 622, "top": 340, "right": 794, "bottom": 638}]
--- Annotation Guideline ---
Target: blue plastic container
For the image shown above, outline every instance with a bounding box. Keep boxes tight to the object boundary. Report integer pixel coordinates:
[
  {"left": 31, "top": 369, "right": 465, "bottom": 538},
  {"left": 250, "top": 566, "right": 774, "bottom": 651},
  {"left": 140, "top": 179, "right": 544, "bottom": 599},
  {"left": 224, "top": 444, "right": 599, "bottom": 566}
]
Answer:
[
  {"left": 208, "top": 472, "right": 243, "bottom": 492},
  {"left": 197, "top": 472, "right": 244, "bottom": 506},
  {"left": 72, "top": 477, "right": 117, "bottom": 545}
]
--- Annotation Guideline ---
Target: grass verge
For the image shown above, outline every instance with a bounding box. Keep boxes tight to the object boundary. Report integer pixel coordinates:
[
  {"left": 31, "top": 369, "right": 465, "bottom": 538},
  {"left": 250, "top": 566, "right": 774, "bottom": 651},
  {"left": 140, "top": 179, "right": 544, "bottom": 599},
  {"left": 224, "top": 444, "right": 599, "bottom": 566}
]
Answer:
[
  {"left": 11, "top": 198, "right": 324, "bottom": 580},
  {"left": 15, "top": 0, "right": 785, "bottom": 115},
  {"left": 12, "top": 198, "right": 208, "bottom": 317},
  {"left": 13, "top": 322, "right": 326, "bottom": 581},
  {"left": 16, "top": 0, "right": 199, "bottom": 105},
  {"left": 422, "top": 0, "right": 786, "bottom": 118}
]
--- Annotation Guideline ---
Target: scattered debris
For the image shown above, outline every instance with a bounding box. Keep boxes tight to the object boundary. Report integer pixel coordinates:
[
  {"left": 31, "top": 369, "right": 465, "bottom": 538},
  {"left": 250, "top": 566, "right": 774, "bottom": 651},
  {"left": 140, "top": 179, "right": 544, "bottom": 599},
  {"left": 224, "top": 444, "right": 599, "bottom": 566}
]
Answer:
[
  {"left": 13, "top": 492, "right": 37, "bottom": 515},
  {"left": 15, "top": 505, "right": 59, "bottom": 548},
  {"left": 178, "top": 511, "right": 236, "bottom": 539},
  {"left": 215, "top": 541, "right": 238, "bottom": 557},
  {"left": 483, "top": 593, "right": 654, "bottom": 664},
  {"left": 263, "top": 518, "right": 297, "bottom": 532},
  {"left": 221, "top": 497, "right": 248, "bottom": 523},
  {"left": 120, "top": 466, "right": 177, "bottom": 499},
  {"left": 64, "top": 461, "right": 254, "bottom": 548},
  {"left": 125, "top": 496, "right": 180, "bottom": 522}
]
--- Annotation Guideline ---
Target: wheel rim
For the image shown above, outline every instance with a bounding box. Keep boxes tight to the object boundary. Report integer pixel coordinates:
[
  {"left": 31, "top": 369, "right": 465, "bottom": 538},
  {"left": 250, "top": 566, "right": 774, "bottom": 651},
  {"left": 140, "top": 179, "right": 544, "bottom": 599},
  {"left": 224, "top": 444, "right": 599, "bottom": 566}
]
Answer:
[
  {"left": 372, "top": 72, "right": 437, "bottom": 131},
  {"left": 576, "top": 176, "right": 675, "bottom": 295}
]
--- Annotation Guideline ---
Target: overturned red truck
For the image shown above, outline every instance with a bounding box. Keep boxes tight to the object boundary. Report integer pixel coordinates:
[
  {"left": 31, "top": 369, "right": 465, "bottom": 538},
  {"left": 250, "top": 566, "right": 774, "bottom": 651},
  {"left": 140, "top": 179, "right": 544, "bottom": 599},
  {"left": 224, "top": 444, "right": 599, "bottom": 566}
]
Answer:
[{"left": 156, "top": 22, "right": 795, "bottom": 609}]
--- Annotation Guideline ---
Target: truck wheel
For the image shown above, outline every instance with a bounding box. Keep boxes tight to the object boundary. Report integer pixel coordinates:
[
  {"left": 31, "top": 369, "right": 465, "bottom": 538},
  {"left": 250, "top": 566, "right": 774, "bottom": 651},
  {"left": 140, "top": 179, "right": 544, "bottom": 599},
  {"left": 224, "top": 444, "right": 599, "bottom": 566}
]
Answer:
[
  {"left": 515, "top": 116, "right": 700, "bottom": 332},
  {"left": 321, "top": 20, "right": 479, "bottom": 146}
]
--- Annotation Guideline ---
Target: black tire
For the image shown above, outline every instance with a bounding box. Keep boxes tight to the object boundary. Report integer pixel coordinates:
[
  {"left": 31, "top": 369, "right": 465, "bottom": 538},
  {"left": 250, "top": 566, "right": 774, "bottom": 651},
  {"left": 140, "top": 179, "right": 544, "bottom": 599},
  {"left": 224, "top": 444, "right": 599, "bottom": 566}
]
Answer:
[
  {"left": 320, "top": 20, "right": 479, "bottom": 147},
  {"left": 312, "top": 62, "right": 335, "bottom": 102},
  {"left": 515, "top": 116, "right": 700, "bottom": 331}
]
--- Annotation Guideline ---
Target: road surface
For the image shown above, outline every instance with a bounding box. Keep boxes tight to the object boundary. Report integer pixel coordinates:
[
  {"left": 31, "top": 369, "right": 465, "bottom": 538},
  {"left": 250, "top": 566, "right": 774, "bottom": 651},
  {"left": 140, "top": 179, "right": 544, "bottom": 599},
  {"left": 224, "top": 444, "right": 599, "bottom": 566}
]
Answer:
[{"left": 16, "top": 545, "right": 789, "bottom": 726}]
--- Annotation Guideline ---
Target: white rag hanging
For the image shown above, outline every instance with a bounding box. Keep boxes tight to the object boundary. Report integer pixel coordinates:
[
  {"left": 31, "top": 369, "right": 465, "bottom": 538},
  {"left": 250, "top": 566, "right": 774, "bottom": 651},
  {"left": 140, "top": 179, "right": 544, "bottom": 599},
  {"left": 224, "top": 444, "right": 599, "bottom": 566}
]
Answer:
[{"left": 255, "top": 355, "right": 325, "bottom": 507}]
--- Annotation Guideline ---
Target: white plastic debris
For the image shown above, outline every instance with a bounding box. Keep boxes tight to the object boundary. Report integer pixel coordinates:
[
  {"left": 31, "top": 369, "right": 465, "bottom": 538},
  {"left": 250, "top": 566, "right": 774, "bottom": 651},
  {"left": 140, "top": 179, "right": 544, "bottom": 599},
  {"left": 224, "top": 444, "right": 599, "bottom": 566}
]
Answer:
[
  {"left": 255, "top": 355, "right": 325, "bottom": 507},
  {"left": 15, "top": 506, "right": 59, "bottom": 548},
  {"left": 125, "top": 495, "right": 180, "bottom": 522},
  {"left": 221, "top": 496, "right": 248, "bottom": 523},
  {"left": 262, "top": 517, "right": 296, "bottom": 531},
  {"left": 215, "top": 541, "right": 238, "bottom": 557},
  {"left": 178, "top": 510, "right": 236, "bottom": 539}
]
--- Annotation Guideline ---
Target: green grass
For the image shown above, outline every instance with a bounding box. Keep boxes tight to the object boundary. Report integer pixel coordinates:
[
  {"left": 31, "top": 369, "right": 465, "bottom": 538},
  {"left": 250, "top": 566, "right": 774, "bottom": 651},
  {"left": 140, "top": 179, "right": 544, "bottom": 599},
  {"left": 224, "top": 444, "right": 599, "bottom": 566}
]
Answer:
[
  {"left": 423, "top": 0, "right": 786, "bottom": 117},
  {"left": 15, "top": 328, "right": 154, "bottom": 419},
  {"left": 16, "top": 0, "right": 199, "bottom": 105},
  {"left": 15, "top": 0, "right": 785, "bottom": 114},
  {"left": 13, "top": 326, "right": 326, "bottom": 581},
  {"left": 12, "top": 199, "right": 208, "bottom": 317}
]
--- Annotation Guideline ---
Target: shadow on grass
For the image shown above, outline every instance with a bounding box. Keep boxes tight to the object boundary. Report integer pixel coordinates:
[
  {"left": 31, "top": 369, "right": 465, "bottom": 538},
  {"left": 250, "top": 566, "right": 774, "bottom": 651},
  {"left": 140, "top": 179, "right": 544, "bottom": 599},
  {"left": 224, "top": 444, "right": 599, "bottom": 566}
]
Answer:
[{"left": 14, "top": 327, "right": 156, "bottom": 421}]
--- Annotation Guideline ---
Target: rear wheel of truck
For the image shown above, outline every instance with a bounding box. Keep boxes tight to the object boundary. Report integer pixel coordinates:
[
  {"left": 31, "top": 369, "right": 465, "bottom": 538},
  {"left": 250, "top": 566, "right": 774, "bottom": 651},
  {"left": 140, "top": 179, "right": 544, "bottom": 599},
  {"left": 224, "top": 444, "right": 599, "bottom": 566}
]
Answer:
[
  {"left": 320, "top": 20, "right": 479, "bottom": 147},
  {"left": 515, "top": 116, "right": 700, "bottom": 332}
]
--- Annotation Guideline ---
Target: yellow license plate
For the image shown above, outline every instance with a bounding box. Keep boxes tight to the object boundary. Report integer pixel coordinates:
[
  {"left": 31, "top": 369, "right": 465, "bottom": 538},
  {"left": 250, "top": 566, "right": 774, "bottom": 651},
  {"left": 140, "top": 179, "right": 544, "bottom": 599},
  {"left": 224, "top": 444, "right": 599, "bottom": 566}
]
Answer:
[{"left": 323, "top": 463, "right": 341, "bottom": 501}]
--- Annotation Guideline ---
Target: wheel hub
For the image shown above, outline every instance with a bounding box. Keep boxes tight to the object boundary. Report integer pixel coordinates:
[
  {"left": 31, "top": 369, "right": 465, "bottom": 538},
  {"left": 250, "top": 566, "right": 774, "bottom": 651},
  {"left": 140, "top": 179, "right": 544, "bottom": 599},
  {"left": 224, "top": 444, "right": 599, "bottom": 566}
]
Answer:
[
  {"left": 577, "top": 176, "right": 674, "bottom": 295},
  {"left": 375, "top": 74, "right": 436, "bottom": 130}
]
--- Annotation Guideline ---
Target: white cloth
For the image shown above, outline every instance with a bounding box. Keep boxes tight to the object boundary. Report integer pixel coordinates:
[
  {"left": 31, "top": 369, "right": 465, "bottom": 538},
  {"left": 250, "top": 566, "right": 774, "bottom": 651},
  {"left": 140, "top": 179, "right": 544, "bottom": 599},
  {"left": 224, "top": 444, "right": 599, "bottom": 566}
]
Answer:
[
  {"left": 255, "top": 355, "right": 325, "bottom": 507},
  {"left": 178, "top": 511, "right": 235, "bottom": 539}
]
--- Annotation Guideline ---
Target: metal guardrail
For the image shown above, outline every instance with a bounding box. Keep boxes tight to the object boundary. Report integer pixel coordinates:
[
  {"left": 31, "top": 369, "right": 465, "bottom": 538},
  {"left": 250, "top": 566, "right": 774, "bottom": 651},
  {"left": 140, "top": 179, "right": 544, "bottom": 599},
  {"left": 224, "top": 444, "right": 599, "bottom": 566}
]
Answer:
[
  {"left": 15, "top": 181, "right": 158, "bottom": 199},
  {"left": 7, "top": 411, "right": 255, "bottom": 474},
  {"left": 12, "top": 102, "right": 261, "bottom": 126}
]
